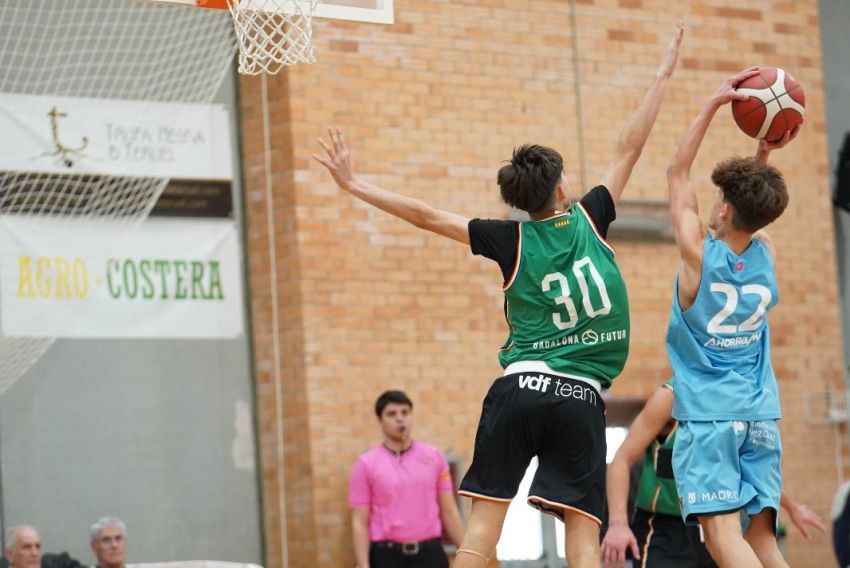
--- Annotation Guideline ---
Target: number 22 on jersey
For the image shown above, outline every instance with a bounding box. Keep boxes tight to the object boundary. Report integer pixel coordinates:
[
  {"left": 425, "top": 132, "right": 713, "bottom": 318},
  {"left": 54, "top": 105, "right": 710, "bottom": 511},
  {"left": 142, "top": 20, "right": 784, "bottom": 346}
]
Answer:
[{"left": 706, "top": 282, "right": 772, "bottom": 334}]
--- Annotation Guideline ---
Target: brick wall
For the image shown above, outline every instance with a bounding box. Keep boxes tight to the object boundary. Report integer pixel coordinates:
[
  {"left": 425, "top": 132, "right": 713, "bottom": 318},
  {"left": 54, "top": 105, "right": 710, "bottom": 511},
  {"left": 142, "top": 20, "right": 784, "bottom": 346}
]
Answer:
[{"left": 240, "top": 1, "right": 842, "bottom": 566}]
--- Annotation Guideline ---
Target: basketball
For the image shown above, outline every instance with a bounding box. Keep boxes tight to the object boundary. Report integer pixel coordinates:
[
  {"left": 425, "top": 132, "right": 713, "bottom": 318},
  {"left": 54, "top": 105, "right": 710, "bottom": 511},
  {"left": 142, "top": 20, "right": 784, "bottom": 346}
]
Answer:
[{"left": 731, "top": 67, "right": 805, "bottom": 142}]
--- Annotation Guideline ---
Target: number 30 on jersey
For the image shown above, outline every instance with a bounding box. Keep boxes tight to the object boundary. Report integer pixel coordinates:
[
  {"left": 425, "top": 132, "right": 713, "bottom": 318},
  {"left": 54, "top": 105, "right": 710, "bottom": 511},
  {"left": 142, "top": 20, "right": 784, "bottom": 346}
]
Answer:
[{"left": 541, "top": 257, "right": 612, "bottom": 330}]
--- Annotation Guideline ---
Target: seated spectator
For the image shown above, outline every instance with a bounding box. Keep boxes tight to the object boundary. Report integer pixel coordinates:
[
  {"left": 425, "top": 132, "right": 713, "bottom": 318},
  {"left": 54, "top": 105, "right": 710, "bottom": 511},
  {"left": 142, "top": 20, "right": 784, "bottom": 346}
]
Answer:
[
  {"left": 90, "top": 517, "right": 126, "bottom": 568},
  {"left": 5, "top": 526, "right": 41, "bottom": 568},
  {"left": 1, "top": 526, "right": 82, "bottom": 568}
]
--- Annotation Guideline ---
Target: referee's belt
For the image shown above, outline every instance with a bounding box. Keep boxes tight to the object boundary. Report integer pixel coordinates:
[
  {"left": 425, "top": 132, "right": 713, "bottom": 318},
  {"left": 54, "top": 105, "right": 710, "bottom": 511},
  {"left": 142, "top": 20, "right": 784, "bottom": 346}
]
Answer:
[{"left": 371, "top": 537, "right": 442, "bottom": 555}]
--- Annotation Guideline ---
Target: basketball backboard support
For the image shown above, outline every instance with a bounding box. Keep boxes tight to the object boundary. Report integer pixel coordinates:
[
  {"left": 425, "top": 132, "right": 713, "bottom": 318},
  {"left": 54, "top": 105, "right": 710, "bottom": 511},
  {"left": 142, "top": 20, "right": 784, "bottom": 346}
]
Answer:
[
  {"left": 314, "top": 0, "right": 393, "bottom": 24},
  {"left": 154, "top": 0, "right": 393, "bottom": 24}
]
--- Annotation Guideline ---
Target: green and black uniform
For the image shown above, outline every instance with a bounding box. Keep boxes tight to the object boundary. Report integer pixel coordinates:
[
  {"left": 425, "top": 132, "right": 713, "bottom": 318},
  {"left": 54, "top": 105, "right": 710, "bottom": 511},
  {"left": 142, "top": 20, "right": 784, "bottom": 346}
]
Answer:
[
  {"left": 496, "top": 190, "right": 630, "bottom": 386},
  {"left": 458, "top": 185, "right": 628, "bottom": 523},
  {"left": 630, "top": 381, "right": 717, "bottom": 568}
]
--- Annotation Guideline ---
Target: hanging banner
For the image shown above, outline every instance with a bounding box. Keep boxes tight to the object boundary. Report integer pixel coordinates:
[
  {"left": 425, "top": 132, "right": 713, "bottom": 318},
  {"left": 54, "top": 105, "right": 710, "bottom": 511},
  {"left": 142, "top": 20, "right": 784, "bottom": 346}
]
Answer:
[
  {"left": 0, "top": 216, "right": 243, "bottom": 338},
  {"left": 0, "top": 94, "right": 232, "bottom": 179}
]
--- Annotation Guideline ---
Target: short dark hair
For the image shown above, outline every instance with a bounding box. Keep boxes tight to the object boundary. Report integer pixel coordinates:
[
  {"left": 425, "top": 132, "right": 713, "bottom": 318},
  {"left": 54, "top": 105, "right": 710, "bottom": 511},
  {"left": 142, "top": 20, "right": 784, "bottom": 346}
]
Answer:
[
  {"left": 375, "top": 390, "right": 412, "bottom": 417},
  {"left": 497, "top": 144, "right": 564, "bottom": 214},
  {"left": 711, "top": 157, "right": 789, "bottom": 232}
]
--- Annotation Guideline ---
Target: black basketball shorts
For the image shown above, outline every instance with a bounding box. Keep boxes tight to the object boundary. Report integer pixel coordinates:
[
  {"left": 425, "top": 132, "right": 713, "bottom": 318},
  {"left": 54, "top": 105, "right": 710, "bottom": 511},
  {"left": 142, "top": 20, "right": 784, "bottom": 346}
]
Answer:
[
  {"left": 458, "top": 372, "right": 606, "bottom": 524},
  {"left": 630, "top": 509, "right": 717, "bottom": 568}
]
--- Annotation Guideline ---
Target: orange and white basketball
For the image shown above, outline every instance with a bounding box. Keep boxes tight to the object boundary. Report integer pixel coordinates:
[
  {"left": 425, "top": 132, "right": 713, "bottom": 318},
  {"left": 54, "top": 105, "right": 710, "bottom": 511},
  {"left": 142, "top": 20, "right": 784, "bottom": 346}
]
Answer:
[{"left": 731, "top": 67, "right": 805, "bottom": 142}]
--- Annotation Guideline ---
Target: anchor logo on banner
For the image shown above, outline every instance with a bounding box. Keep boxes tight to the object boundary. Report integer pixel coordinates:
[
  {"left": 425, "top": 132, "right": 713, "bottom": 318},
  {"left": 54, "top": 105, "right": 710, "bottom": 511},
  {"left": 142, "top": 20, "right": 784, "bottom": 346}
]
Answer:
[{"left": 39, "top": 106, "right": 90, "bottom": 168}]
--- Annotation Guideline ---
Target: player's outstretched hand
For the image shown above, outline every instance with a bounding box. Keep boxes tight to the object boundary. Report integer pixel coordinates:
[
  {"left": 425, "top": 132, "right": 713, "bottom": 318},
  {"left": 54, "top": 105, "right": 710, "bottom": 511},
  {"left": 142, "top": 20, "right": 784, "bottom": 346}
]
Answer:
[
  {"left": 759, "top": 122, "right": 803, "bottom": 152},
  {"left": 710, "top": 67, "right": 761, "bottom": 106},
  {"left": 787, "top": 501, "right": 827, "bottom": 540},
  {"left": 313, "top": 127, "right": 357, "bottom": 192},
  {"left": 754, "top": 123, "right": 802, "bottom": 165},
  {"left": 657, "top": 19, "right": 684, "bottom": 79},
  {"left": 600, "top": 523, "right": 640, "bottom": 568}
]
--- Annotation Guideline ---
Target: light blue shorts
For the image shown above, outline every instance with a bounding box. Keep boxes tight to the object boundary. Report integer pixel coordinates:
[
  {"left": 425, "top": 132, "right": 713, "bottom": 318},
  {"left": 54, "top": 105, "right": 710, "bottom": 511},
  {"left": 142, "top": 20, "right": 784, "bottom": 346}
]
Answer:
[{"left": 672, "top": 419, "right": 782, "bottom": 524}]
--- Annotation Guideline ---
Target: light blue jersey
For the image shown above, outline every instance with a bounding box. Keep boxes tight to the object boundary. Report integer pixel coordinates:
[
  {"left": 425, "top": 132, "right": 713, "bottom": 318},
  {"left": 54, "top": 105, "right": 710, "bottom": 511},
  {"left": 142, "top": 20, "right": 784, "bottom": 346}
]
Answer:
[{"left": 667, "top": 233, "right": 781, "bottom": 421}]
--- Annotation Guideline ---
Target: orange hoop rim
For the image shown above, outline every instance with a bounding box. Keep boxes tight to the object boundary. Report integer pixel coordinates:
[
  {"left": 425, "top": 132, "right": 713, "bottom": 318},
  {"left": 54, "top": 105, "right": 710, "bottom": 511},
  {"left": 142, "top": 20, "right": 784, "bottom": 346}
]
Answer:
[{"left": 197, "top": 0, "right": 229, "bottom": 8}]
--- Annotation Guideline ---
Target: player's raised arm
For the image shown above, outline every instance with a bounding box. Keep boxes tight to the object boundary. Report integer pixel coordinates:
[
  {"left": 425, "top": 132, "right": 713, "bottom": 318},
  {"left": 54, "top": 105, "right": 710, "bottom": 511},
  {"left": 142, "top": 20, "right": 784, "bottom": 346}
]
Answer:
[
  {"left": 754, "top": 125, "right": 800, "bottom": 166},
  {"left": 599, "top": 21, "right": 683, "bottom": 205},
  {"left": 666, "top": 68, "right": 759, "bottom": 305},
  {"left": 313, "top": 127, "right": 471, "bottom": 245},
  {"left": 751, "top": 125, "right": 800, "bottom": 261}
]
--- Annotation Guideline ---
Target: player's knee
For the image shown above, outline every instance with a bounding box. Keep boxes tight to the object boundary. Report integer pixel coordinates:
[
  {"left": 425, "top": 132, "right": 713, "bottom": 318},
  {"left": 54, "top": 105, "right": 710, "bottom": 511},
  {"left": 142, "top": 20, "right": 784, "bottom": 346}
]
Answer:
[
  {"left": 703, "top": 525, "right": 727, "bottom": 550},
  {"left": 459, "top": 521, "right": 499, "bottom": 554},
  {"left": 566, "top": 539, "right": 598, "bottom": 558},
  {"left": 563, "top": 511, "right": 600, "bottom": 565},
  {"left": 700, "top": 519, "right": 737, "bottom": 551},
  {"left": 744, "top": 523, "right": 779, "bottom": 550},
  {"left": 565, "top": 540, "right": 600, "bottom": 568},
  {"left": 702, "top": 530, "right": 723, "bottom": 558}
]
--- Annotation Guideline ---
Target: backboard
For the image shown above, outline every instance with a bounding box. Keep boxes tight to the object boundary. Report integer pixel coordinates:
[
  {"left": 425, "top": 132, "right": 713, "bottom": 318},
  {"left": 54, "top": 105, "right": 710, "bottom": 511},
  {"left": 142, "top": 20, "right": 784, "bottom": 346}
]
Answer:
[{"left": 157, "top": 0, "right": 393, "bottom": 24}]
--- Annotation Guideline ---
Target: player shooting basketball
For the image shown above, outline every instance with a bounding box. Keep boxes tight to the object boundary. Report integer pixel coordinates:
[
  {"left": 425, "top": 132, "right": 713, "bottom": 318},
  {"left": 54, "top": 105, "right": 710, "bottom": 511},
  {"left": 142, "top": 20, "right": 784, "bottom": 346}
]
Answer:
[
  {"left": 315, "top": 21, "right": 683, "bottom": 568},
  {"left": 666, "top": 68, "right": 801, "bottom": 568}
]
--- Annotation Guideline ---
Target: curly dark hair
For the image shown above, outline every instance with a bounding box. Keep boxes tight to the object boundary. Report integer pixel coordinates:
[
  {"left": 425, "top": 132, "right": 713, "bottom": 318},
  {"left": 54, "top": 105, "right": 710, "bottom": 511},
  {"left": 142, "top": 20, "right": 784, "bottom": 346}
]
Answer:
[
  {"left": 497, "top": 144, "right": 564, "bottom": 214},
  {"left": 711, "top": 157, "right": 788, "bottom": 232}
]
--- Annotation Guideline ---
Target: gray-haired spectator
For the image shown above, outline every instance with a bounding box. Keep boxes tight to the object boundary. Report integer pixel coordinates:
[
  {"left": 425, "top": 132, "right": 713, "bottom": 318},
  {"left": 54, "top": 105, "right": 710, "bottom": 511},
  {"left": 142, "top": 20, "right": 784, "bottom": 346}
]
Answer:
[
  {"left": 89, "top": 518, "right": 125, "bottom": 568},
  {"left": 0, "top": 526, "right": 83, "bottom": 568},
  {"left": 4, "top": 526, "right": 41, "bottom": 568}
]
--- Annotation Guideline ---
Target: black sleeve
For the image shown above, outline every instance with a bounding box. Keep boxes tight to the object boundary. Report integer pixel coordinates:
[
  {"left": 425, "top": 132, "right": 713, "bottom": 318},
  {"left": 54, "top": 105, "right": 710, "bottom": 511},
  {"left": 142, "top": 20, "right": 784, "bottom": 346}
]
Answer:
[
  {"left": 468, "top": 218, "right": 519, "bottom": 282},
  {"left": 579, "top": 185, "right": 616, "bottom": 238}
]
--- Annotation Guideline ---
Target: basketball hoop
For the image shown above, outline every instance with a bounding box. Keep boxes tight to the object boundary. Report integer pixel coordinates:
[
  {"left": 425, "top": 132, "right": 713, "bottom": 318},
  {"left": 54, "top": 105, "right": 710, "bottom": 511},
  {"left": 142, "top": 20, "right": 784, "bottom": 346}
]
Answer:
[{"left": 222, "top": 0, "right": 319, "bottom": 74}]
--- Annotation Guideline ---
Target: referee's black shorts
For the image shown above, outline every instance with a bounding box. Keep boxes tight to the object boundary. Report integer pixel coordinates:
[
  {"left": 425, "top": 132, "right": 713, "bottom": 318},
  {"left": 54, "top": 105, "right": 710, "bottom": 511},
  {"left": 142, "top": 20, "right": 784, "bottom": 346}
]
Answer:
[
  {"left": 458, "top": 372, "right": 606, "bottom": 523},
  {"left": 630, "top": 509, "right": 717, "bottom": 568}
]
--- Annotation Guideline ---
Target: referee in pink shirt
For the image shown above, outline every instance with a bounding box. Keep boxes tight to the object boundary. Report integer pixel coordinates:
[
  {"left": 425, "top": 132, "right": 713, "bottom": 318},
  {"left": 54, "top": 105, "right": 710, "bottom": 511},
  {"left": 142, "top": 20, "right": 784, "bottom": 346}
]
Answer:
[{"left": 349, "top": 390, "right": 465, "bottom": 567}]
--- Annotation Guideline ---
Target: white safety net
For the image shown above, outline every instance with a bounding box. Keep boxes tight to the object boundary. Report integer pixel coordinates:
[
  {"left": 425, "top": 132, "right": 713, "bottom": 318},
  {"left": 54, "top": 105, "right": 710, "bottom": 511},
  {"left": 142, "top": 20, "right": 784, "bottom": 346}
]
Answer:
[{"left": 0, "top": 0, "right": 237, "bottom": 394}]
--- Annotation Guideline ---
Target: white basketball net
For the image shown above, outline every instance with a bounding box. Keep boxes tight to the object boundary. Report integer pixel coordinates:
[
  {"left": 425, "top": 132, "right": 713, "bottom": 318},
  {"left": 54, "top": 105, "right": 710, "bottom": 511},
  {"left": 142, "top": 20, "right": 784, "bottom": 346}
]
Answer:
[
  {"left": 226, "top": 0, "right": 319, "bottom": 74},
  {"left": 0, "top": 0, "right": 237, "bottom": 394}
]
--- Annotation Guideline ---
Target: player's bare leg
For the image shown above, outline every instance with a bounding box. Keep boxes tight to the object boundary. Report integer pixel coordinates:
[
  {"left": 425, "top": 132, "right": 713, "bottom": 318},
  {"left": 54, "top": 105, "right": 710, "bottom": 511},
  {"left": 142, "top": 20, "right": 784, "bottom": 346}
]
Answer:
[
  {"left": 563, "top": 509, "right": 600, "bottom": 568},
  {"left": 745, "top": 510, "right": 789, "bottom": 568},
  {"left": 454, "top": 499, "right": 508, "bottom": 568},
  {"left": 699, "top": 512, "right": 761, "bottom": 568}
]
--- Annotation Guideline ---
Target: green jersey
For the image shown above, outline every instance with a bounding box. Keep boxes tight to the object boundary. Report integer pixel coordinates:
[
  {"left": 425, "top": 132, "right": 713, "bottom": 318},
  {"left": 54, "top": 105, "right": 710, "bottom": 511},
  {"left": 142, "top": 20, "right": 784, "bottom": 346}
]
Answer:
[
  {"left": 498, "top": 202, "right": 630, "bottom": 387},
  {"left": 634, "top": 381, "right": 680, "bottom": 517}
]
